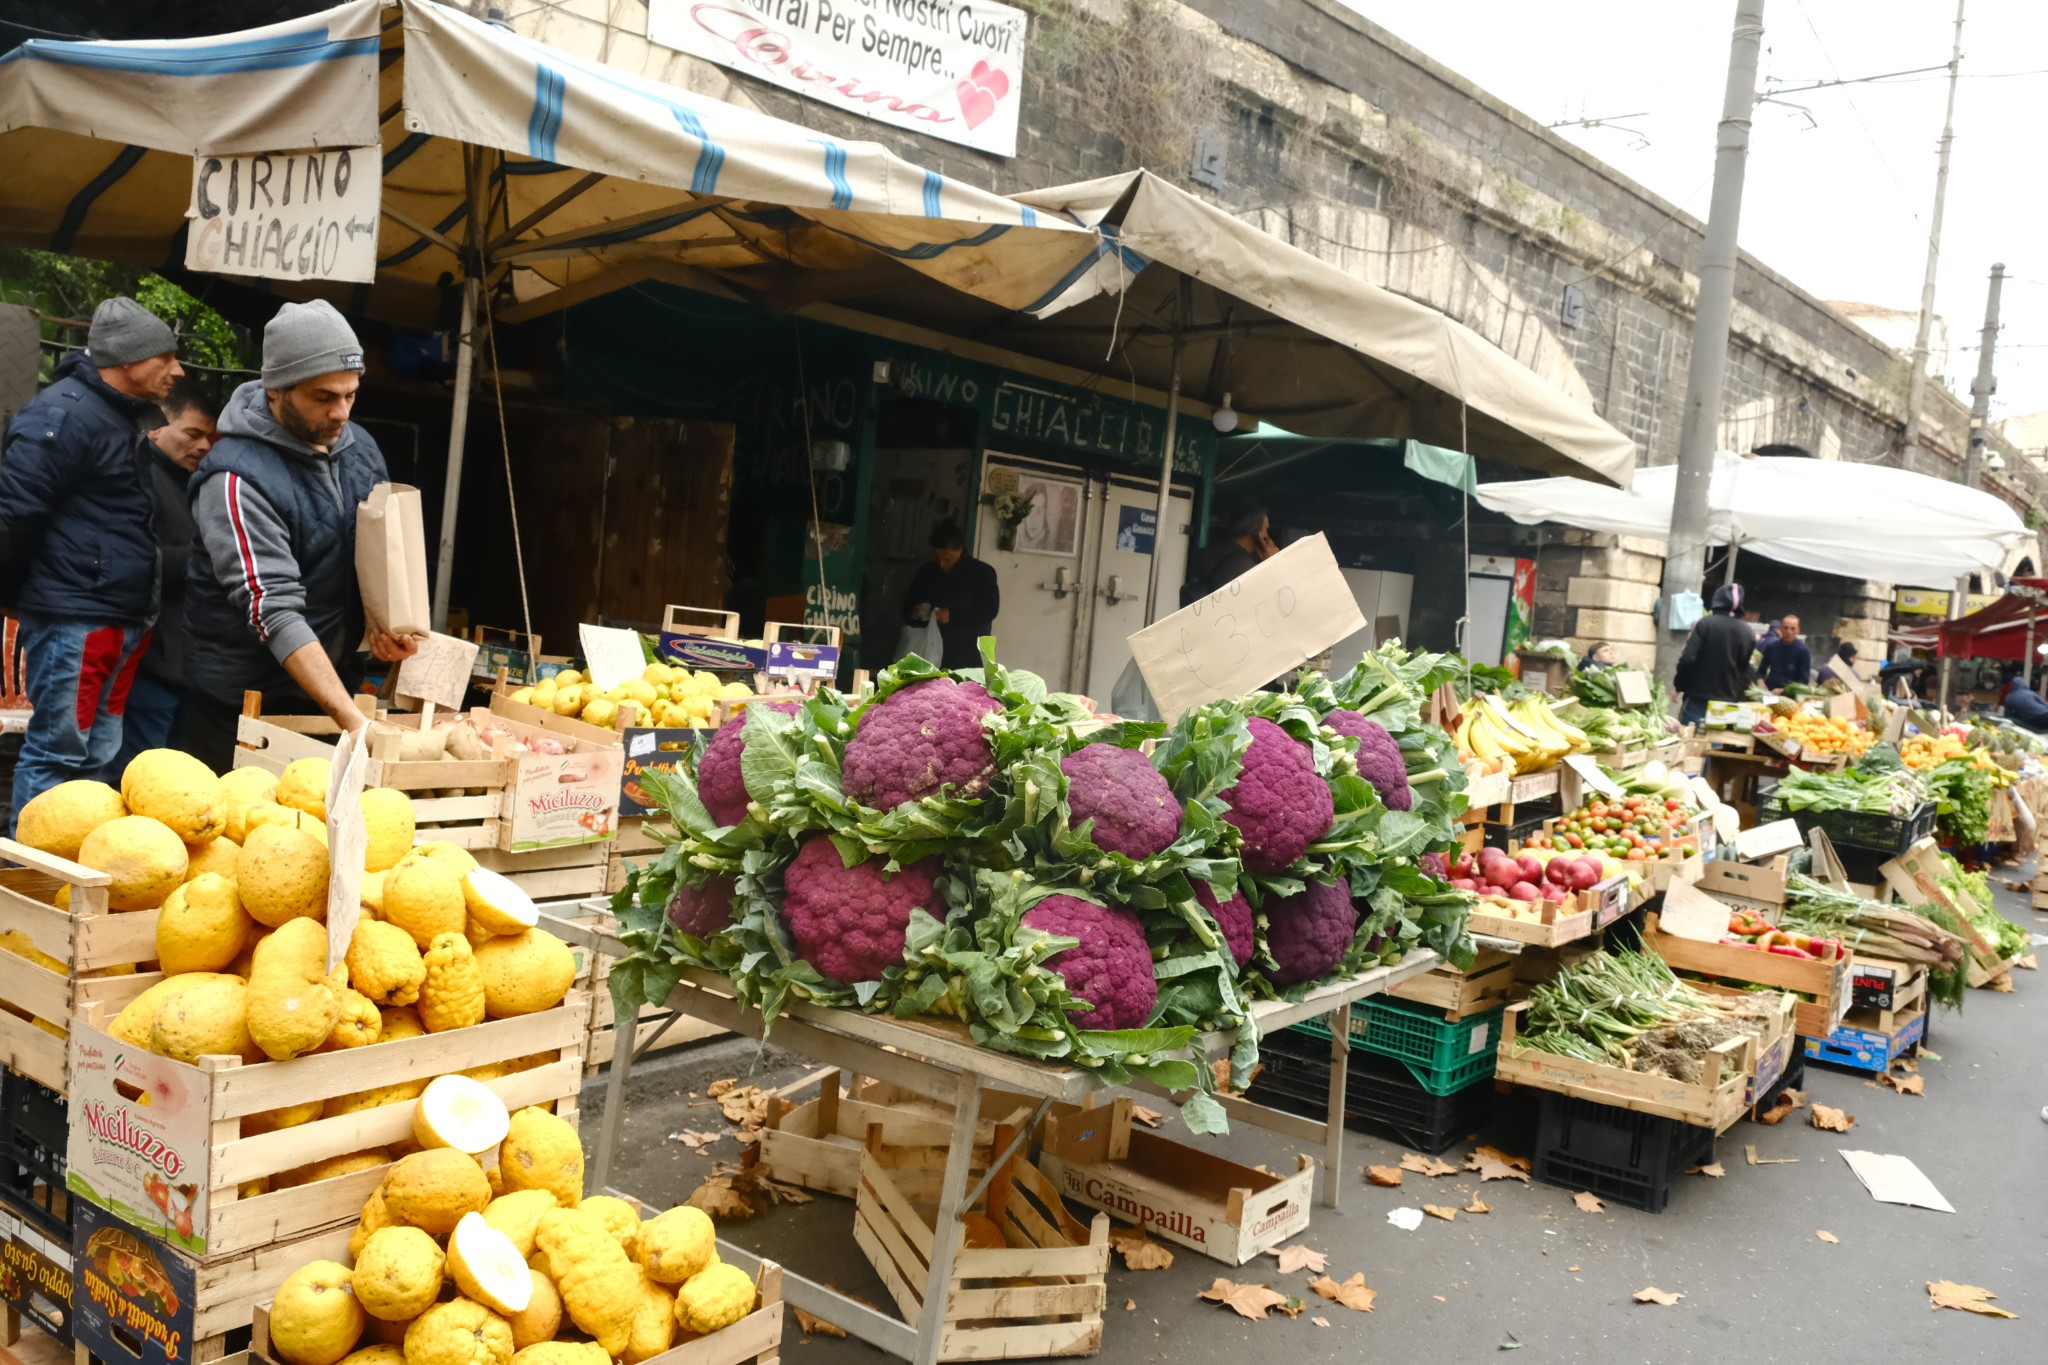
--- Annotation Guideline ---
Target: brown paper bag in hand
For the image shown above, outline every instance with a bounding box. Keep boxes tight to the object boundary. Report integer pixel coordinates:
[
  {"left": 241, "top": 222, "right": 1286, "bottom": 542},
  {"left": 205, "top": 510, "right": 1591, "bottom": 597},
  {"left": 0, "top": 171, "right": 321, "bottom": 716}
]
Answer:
[{"left": 356, "top": 482, "right": 432, "bottom": 644}]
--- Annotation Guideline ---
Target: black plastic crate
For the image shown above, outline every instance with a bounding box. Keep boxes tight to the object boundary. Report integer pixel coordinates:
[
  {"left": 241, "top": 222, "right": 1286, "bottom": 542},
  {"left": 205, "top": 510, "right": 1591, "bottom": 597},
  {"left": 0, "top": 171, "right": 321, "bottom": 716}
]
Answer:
[
  {"left": 1247, "top": 1029, "right": 1494, "bottom": 1155},
  {"left": 1755, "top": 798, "right": 1935, "bottom": 858},
  {"left": 1530, "top": 1091, "right": 1714, "bottom": 1214},
  {"left": 1755, "top": 1054, "right": 1806, "bottom": 1113},
  {"left": 0, "top": 1070, "right": 71, "bottom": 1242}
]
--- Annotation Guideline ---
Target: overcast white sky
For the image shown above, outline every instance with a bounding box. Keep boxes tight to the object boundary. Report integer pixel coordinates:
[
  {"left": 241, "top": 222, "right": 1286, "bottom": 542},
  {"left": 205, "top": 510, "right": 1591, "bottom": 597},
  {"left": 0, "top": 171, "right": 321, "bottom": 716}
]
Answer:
[{"left": 1342, "top": 0, "right": 2048, "bottom": 420}]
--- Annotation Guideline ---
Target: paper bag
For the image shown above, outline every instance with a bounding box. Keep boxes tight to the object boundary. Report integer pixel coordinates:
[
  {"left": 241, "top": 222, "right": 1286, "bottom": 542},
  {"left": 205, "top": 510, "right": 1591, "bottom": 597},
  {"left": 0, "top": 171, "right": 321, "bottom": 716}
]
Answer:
[{"left": 357, "top": 483, "right": 432, "bottom": 643}]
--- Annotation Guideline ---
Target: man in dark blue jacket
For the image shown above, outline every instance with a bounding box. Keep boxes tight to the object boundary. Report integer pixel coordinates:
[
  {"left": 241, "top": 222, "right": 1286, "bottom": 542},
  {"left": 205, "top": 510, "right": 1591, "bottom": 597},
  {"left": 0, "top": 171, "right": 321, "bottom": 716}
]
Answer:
[
  {"left": 0, "top": 298, "right": 182, "bottom": 827},
  {"left": 2002, "top": 669, "right": 2048, "bottom": 733},
  {"left": 182, "top": 300, "right": 416, "bottom": 773}
]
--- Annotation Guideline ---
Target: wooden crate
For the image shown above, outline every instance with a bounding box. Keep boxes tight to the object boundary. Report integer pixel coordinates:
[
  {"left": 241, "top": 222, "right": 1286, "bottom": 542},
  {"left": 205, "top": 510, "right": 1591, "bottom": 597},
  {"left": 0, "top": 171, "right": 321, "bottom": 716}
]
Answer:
[
  {"left": 604, "top": 815, "right": 668, "bottom": 896},
  {"left": 854, "top": 1126, "right": 1108, "bottom": 1361},
  {"left": 1467, "top": 899, "right": 1595, "bottom": 948},
  {"left": 759, "top": 1074, "right": 1031, "bottom": 1200},
  {"left": 0, "top": 839, "right": 161, "bottom": 1094},
  {"left": 1692, "top": 983, "right": 1799, "bottom": 1109},
  {"left": 1641, "top": 912, "right": 1852, "bottom": 1038},
  {"left": 1389, "top": 951, "right": 1514, "bottom": 1019},
  {"left": 65, "top": 993, "right": 588, "bottom": 1263},
  {"left": 1852, "top": 956, "right": 1928, "bottom": 1032},
  {"left": 1495, "top": 1001, "right": 1757, "bottom": 1133},
  {"left": 1966, "top": 951, "right": 2024, "bottom": 990},
  {"left": 1036, "top": 1097, "right": 1312, "bottom": 1266},
  {"left": 250, "top": 1263, "right": 784, "bottom": 1365}
]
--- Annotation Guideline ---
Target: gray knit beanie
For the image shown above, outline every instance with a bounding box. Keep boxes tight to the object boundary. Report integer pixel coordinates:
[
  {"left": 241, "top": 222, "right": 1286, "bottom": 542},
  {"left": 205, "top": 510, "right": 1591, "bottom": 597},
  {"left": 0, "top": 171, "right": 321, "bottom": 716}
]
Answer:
[
  {"left": 262, "top": 299, "right": 365, "bottom": 390},
  {"left": 86, "top": 297, "right": 177, "bottom": 369}
]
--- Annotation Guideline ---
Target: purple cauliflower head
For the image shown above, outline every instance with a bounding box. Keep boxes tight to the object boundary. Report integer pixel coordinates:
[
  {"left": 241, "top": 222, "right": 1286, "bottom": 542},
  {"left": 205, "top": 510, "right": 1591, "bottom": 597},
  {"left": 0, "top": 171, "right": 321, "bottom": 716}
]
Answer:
[
  {"left": 667, "top": 875, "right": 738, "bottom": 938},
  {"left": 1263, "top": 880, "right": 1359, "bottom": 986},
  {"left": 1220, "top": 717, "right": 1335, "bottom": 873},
  {"left": 1062, "top": 744, "right": 1181, "bottom": 859},
  {"left": 841, "top": 678, "right": 1003, "bottom": 811},
  {"left": 1021, "top": 894, "right": 1157, "bottom": 1031},
  {"left": 696, "top": 702, "right": 800, "bottom": 826},
  {"left": 1194, "top": 880, "right": 1255, "bottom": 969},
  {"left": 1323, "top": 709, "right": 1413, "bottom": 812},
  {"left": 780, "top": 836, "right": 943, "bottom": 985}
]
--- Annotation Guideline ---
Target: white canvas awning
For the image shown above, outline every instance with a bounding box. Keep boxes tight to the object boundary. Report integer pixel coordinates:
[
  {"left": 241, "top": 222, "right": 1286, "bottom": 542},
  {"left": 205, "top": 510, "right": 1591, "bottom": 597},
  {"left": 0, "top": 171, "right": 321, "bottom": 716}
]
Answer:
[{"left": 1475, "top": 451, "right": 2033, "bottom": 588}]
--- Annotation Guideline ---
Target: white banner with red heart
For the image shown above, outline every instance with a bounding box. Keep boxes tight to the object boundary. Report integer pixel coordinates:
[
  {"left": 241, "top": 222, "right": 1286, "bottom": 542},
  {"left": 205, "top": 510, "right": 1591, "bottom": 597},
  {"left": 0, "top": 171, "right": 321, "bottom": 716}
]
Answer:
[{"left": 649, "top": 0, "right": 1028, "bottom": 156}]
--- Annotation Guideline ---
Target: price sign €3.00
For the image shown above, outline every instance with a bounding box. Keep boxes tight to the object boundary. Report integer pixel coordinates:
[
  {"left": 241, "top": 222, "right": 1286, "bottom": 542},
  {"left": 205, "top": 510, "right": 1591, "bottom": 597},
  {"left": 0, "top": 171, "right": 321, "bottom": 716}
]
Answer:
[{"left": 1128, "top": 534, "right": 1365, "bottom": 720}]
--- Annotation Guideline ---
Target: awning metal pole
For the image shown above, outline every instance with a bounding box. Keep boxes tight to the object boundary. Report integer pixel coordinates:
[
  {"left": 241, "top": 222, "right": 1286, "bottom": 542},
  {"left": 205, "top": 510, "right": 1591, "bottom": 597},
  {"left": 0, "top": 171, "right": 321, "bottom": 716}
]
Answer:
[
  {"left": 430, "top": 274, "right": 478, "bottom": 634},
  {"left": 1142, "top": 283, "right": 1191, "bottom": 624},
  {"left": 1724, "top": 538, "right": 1740, "bottom": 585}
]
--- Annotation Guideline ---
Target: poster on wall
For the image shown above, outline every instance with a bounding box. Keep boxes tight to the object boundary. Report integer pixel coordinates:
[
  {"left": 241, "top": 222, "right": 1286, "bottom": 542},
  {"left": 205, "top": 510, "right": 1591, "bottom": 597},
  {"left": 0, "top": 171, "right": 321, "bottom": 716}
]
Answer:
[
  {"left": 647, "top": 0, "right": 1029, "bottom": 155},
  {"left": 1115, "top": 505, "right": 1156, "bottom": 555},
  {"left": 1011, "top": 472, "right": 1082, "bottom": 557}
]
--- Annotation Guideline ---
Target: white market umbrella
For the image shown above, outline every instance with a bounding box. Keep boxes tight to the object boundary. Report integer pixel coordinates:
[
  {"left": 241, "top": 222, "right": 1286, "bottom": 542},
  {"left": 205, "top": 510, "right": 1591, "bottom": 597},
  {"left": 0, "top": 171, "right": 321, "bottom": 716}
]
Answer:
[{"left": 1475, "top": 451, "right": 2032, "bottom": 589}]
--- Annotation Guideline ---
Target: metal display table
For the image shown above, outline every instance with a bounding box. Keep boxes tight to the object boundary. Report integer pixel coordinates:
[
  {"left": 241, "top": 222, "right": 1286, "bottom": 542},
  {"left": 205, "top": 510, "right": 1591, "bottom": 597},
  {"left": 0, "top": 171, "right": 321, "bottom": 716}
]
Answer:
[{"left": 555, "top": 905, "right": 1437, "bottom": 1365}]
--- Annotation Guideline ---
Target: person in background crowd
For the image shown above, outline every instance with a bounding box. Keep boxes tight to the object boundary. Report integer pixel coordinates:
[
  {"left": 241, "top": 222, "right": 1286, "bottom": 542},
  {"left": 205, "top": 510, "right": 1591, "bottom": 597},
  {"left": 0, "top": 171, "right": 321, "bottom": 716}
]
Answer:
[
  {"left": 1758, "top": 614, "right": 1813, "bottom": 691},
  {"left": 0, "top": 298, "right": 181, "bottom": 829},
  {"left": 115, "top": 379, "right": 218, "bottom": 771},
  {"left": 1182, "top": 499, "right": 1279, "bottom": 605},
  {"left": 182, "top": 300, "right": 418, "bottom": 772},
  {"left": 1673, "top": 582, "right": 1755, "bottom": 728},
  {"left": 1578, "top": 641, "right": 1619, "bottom": 671},
  {"left": 2000, "top": 666, "right": 2048, "bottom": 733},
  {"left": 1882, "top": 646, "right": 1931, "bottom": 701},
  {"left": 900, "top": 521, "right": 999, "bottom": 670},
  {"left": 1830, "top": 641, "right": 1860, "bottom": 677}
]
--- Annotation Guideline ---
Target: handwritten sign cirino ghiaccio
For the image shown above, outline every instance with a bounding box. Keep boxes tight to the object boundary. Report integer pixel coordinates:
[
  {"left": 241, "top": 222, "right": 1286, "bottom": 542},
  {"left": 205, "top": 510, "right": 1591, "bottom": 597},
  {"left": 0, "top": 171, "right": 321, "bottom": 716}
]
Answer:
[{"left": 1128, "top": 534, "right": 1363, "bottom": 721}]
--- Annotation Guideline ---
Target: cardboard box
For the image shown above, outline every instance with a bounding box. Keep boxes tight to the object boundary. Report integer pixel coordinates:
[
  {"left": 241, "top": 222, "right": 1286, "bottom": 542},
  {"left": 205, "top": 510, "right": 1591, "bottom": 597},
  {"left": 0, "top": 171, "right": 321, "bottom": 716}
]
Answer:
[
  {"left": 618, "top": 726, "right": 705, "bottom": 816},
  {"left": 0, "top": 1199, "right": 73, "bottom": 1345},
  {"left": 71, "top": 1200, "right": 193, "bottom": 1365},
  {"left": 1037, "top": 1098, "right": 1313, "bottom": 1265},
  {"left": 1803, "top": 1006, "right": 1925, "bottom": 1073},
  {"left": 485, "top": 694, "right": 628, "bottom": 851},
  {"left": 759, "top": 621, "right": 841, "bottom": 690},
  {"left": 657, "top": 606, "right": 765, "bottom": 672}
]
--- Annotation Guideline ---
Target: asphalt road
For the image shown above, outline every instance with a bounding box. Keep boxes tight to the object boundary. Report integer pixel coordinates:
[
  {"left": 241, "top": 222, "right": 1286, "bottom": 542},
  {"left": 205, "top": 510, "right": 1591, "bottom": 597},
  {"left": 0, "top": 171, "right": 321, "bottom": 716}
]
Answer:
[{"left": 580, "top": 870, "right": 2047, "bottom": 1363}]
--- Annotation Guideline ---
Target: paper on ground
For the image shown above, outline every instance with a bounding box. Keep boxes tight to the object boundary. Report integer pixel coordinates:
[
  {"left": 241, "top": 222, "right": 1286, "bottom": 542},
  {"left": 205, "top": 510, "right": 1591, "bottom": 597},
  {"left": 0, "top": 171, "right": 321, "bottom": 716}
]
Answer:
[
  {"left": 1839, "top": 1150, "right": 1954, "bottom": 1213},
  {"left": 1386, "top": 1207, "right": 1425, "bottom": 1231}
]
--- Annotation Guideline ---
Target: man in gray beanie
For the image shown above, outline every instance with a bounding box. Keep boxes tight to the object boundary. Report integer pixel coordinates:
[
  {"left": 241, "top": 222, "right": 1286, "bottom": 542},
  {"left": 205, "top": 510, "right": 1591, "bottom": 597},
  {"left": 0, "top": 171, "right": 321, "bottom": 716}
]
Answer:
[
  {"left": 182, "top": 299, "right": 417, "bottom": 770},
  {"left": 0, "top": 296, "right": 182, "bottom": 827}
]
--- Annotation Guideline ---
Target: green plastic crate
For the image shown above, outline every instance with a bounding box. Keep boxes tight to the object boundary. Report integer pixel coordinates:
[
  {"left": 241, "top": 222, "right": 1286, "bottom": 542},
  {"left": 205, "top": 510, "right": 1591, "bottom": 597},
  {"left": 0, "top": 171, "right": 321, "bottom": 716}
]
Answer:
[{"left": 1290, "top": 997, "right": 1504, "bottom": 1096}]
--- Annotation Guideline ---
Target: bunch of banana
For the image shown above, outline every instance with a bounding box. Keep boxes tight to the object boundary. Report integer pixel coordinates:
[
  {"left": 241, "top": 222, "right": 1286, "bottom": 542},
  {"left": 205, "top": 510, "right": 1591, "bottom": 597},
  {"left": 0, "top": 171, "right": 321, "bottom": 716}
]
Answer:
[
  {"left": 1460, "top": 699, "right": 1554, "bottom": 774},
  {"left": 1512, "top": 695, "right": 1592, "bottom": 757}
]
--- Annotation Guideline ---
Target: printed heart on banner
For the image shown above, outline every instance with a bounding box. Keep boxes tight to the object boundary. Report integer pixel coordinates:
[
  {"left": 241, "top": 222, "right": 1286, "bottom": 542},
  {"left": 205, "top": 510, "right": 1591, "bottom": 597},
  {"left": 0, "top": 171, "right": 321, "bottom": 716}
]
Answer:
[{"left": 956, "top": 60, "right": 1012, "bottom": 130}]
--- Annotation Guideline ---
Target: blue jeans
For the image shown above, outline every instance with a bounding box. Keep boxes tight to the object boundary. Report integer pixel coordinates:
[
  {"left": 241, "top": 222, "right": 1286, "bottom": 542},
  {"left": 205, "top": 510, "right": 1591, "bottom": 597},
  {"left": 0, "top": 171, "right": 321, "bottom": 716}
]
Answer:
[
  {"left": 113, "top": 671, "right": 183, "bottom": 774},
  {"left": 10, "top": 613, "right": 151, "bottom": 834},
  {"left": 1678, "top": 696, "right": 1709, "bottom": 729}
]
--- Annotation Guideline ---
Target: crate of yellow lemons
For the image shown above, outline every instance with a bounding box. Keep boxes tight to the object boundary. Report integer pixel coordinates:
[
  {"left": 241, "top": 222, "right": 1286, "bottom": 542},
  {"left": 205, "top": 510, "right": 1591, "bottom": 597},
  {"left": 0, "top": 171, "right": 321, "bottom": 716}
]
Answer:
[
  {"left": 263, "top": 1081, "right": 774, "bottom": 1365},
  {"left": 510, "top": 665, "right": 753, "bottom": 733}
]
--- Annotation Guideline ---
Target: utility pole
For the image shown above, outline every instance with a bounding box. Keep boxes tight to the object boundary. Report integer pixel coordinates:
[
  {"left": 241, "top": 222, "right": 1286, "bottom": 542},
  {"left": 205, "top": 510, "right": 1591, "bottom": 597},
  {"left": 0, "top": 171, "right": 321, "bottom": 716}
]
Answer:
[
  {"left": 1902, "top": 0, "right": 1967, "bottom": 463},
  {"left": 1939, "top": 262, "right": 2004, "bottom": 711},
  {"left": 1655, "top": 0, "right": 1767, "bottom": 689}
]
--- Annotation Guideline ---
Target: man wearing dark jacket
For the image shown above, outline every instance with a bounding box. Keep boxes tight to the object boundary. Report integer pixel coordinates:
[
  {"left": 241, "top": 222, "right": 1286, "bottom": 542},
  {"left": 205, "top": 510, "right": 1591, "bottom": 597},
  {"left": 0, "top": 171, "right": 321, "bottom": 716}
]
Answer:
[
  {"left": 1182, "top": 500, "right": 1277, "bottom": 605},
  {"left": 0, "top": 298, "right": 181, "bottom": 827},
  {"left": 181, "top": 300, "right": 417, "bottom": 772},
  {"left": 900, "top": 521, "right": 999, "bottom": 670},
  {"left": 116, "top": 379, "right": 218, "bottom": 770},
  {"left": 1674, "top": 582, "right": 1756, "bottom": 728},
  {"left": 2002, "top": 670, "right": 2048, "bottom": 733}
]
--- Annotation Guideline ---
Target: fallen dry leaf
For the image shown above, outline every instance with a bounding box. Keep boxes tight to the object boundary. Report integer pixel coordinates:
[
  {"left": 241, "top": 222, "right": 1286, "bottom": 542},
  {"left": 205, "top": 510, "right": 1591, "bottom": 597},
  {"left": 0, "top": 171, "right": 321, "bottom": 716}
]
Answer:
[
  {"left": 1200, "top": 1279, "right": 1295, "bottom": 1321},
  {"left": 1130, "top": 1105, "right": 1166, "bottom": 1129},
  {"left": 1811, "top": 1103, "right": 1855, "bottom": 1133},
  {"left": 1572, "top": 1191, "right": 1606, "bottom": 1214},
  {"left": 1109, "top": 1226, "right": 1176, "bottom": 1272},
  {"left": 1566, "top": 1266, "right": 1580, "bottom": 1273},
  {"left": 792, "top": 1309, "right": 846, "bottom": 1339},
  {"left": 1309, "top": 1273, "right": 1378, "bottom": 1312},
  {"left": 1927, "top": 1281, "right": 2016, "bottom": 1318},
  {"left": 1883, "top": 1072, "right": 1926, "bottom": 1096},
  {"left": 2016, "top": 953, "right": 2037, "bottom": 970},
  {"left": 1466, "top": 1194, "right": 1491, "bottom": 1214},
  {"left": 1124, "top": 1299, "right": 1137, "bottom": 1313},
  {"left": 669, "top": 1128, "right": 723, "bottom": 1152},
  {"left": 1687, "top": 1162, "right": 1726, "bottom": 1178},
  {"left": 1365, "top": 1165, "right": 1405, "bottom": 1188},
  {"left": 1423, "top": 1204, "right": 1459, "bottom": 1222},
  {"left": 1988, "top": 973, "right": 2015, "bottom": 993},
  {"left": 683, "top": 1160, "right": 811, "bottom": 1218},
  {"left": 1311, "top": 1316, "right": 1331, "bottom": 1328},
  {"left": 1467, "top": 1151, "right": 1532, "bottom": 1183},
  {"left": 685, "top": 1175, "right": 757, "bottom": 1219},
  {"left": 1633, "top": 1287, "right": 1685, "bottom": 1306},
  {"left": 1897, "top": 1056, "right": 1919, "bottom": 1072},
  {"left": 1401, "top": 1152, "right": 1460, "bottom": 1177},
  {"left": 706, "top": 1078, "right": 737, "bottom": 1099},
  {"left": 1816, "top": 1230, "right": 1839, "bottom": 1244},
  {"left": 1471, "top": 1144, "right": 1531, "bottom": 1171},
  {"left": 1268, "top": 1244, "right": 1327, "bottom": 1274}
]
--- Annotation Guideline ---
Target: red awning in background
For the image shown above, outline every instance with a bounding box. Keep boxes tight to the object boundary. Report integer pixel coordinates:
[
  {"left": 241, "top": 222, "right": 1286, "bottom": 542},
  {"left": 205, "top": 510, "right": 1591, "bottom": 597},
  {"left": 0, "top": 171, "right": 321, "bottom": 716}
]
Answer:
[{"left": 1930, "top": 579, "right": 2048, "bottom": 660}]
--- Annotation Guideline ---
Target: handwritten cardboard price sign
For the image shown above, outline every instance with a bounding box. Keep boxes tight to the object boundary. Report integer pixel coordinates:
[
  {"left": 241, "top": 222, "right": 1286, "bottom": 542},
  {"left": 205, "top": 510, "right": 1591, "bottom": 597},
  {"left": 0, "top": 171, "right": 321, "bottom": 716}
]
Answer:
[{"left": 1128, "top": 534, "right": 1364, "bottom": 720}]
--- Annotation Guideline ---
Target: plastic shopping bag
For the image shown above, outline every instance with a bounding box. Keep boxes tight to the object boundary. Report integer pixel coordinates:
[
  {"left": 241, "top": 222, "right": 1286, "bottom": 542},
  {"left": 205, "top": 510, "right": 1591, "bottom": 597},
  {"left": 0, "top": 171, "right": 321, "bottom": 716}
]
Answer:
[{"left": 897, "top": 618, "right": 945, "bottom": 664}]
